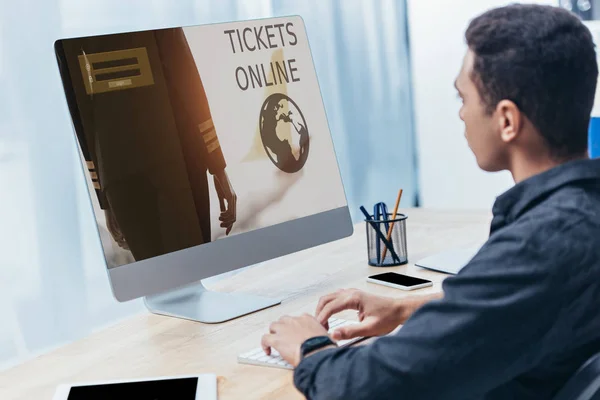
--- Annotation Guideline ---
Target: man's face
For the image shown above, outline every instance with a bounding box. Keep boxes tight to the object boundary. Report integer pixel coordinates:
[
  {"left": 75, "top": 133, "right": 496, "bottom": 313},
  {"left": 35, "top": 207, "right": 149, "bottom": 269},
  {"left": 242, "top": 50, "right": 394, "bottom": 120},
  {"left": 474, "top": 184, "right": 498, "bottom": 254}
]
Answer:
[{"left": 455, "top": 50, "right": 507, "bottom": 172}]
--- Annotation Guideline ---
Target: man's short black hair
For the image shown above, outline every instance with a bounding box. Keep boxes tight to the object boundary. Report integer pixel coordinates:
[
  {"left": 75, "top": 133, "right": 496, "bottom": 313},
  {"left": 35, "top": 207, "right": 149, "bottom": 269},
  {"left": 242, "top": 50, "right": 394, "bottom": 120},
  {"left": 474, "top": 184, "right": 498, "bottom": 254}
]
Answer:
[{"left": 466, "top": 4, "right": 598, "bottom": 159}]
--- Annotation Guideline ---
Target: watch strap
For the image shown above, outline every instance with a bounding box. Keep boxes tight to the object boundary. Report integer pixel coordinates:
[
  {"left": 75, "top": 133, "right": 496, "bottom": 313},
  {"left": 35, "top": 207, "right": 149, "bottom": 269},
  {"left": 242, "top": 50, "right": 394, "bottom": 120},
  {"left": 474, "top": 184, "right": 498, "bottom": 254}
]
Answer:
[{"left": 300, "top": 336, "right": 337, "bottom": 360}]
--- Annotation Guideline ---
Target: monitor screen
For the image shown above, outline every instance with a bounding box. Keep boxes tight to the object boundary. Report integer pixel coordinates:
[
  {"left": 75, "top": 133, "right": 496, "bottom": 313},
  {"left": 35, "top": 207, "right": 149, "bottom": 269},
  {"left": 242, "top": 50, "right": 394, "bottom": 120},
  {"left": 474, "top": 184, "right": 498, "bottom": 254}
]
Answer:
[{"left": 54, "top": 18, "right": 347, "bottom": 269}]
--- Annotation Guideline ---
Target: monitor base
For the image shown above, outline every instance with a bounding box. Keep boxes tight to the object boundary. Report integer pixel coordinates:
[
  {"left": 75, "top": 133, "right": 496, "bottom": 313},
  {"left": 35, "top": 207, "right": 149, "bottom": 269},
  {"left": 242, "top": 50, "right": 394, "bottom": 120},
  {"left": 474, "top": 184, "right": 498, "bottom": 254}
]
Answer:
[{"left": 144, "top": 281, "right": 281, "bottom": 324}]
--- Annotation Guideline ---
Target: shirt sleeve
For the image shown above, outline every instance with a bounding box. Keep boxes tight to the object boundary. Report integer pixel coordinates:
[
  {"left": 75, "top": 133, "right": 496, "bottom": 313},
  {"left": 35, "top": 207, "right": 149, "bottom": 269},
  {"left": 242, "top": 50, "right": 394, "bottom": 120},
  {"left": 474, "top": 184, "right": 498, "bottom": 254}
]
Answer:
[
  {"left": 54, "top": 40, "right": 109, "bottom": 209},
  {"left": 83, "top": 160, "right": 109, "bottom": 209},
  {"left": 294, "top": 214, "right": 577, "bottom": 400},
  {"left": 154, "top": 27, "right": 227, "bottom": 175}
]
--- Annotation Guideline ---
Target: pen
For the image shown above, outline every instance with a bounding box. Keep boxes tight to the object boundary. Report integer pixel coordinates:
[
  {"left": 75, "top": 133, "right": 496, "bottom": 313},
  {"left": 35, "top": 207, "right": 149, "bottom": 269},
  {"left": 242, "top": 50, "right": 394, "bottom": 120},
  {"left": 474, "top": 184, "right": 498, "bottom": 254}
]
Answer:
[
  {"left": 360, "top": 206, "right": 401, "bottom": 263},
  {"left": 374, "top": 202, "right": 390, "bottom": 264}
]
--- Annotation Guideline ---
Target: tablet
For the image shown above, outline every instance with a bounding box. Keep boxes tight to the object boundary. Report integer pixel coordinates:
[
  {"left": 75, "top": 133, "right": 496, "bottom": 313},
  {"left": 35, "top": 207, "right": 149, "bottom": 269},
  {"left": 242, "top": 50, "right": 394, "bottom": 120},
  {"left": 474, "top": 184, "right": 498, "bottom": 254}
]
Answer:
[
  {"left": 415, "top": 247, "right": 480, "bottom": 275},
  {"left": 52, "top": 374, "right": 217, "bottom": 400}
]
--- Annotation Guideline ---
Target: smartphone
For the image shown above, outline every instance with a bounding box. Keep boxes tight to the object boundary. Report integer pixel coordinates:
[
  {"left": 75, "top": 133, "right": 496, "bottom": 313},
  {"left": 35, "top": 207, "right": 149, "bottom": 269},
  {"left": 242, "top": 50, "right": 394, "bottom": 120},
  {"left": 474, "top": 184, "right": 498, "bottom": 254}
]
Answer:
[
  {"left": 52, "top": 374, "right": 216, "bottom": 400},
  {"left": 366, "top": 272, "right": 433, "bottom": 291}
]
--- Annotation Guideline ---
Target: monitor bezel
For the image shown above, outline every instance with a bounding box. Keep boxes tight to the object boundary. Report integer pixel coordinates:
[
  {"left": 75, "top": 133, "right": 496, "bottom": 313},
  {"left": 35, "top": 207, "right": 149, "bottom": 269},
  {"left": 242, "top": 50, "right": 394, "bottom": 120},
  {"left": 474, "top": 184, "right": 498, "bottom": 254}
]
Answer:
[{"left": 53, "top": 15, "right": 353, "bottom": 302}]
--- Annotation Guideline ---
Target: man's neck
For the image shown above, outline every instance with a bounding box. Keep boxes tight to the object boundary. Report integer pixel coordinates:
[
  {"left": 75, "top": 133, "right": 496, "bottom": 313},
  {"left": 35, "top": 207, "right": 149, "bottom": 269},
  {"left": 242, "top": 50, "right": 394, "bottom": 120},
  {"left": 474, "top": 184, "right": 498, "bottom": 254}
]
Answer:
[{"left": 509, "top": 152, "right": 589, "bottom": 183}]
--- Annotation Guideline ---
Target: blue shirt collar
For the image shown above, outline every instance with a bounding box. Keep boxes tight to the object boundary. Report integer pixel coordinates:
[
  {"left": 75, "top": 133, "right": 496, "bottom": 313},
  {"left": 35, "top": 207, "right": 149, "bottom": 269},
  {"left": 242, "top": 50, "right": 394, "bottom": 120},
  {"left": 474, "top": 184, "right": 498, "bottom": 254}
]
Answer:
[{"left": 492, "top": 158, "right": 600, "bottom": 224}]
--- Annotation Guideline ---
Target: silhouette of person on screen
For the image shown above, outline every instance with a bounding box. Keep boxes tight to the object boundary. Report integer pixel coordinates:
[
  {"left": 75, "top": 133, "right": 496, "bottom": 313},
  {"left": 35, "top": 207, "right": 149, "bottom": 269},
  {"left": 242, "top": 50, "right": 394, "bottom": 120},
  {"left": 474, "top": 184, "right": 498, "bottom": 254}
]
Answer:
[{"left": 55, "top": 27, "right": 236, "bottom": 262}]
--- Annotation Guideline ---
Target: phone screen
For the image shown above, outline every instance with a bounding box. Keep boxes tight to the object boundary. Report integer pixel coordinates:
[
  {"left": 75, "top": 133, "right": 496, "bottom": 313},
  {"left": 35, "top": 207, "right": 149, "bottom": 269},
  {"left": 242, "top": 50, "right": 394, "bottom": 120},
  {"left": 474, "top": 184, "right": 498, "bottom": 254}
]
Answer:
[
  {"left": 67, "top": 377, "right": 198, "bottom": 400},
  {"left": 369, "top": 272, "right": 431, "bottom": 287}
]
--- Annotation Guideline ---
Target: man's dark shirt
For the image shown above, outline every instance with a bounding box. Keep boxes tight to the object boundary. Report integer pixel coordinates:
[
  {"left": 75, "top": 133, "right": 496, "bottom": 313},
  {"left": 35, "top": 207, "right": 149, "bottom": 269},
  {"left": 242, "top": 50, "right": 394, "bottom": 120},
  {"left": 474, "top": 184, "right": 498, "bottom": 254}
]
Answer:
[{"left": 294, "top": 158, "right": 600, "bottom": 399}]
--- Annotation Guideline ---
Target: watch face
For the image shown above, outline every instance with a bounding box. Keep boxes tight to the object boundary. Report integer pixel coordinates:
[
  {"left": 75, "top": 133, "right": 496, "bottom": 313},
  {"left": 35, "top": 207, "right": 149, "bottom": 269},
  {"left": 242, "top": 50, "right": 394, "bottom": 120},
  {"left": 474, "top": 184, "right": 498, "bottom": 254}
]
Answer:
[
  {"left": 305, "top": 337, "right": 327, "bottom": 346},
  {"left": 301, "top": 336, "right": 334, "bottom": 358}
]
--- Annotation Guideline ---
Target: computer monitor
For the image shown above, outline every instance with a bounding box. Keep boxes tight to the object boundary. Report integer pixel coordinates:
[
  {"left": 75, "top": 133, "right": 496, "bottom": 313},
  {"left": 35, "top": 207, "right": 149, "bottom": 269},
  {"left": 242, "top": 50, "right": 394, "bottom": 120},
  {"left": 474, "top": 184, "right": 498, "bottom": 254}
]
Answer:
[{"left": 53, "top": 16, "right": 353, "bottom": 323}]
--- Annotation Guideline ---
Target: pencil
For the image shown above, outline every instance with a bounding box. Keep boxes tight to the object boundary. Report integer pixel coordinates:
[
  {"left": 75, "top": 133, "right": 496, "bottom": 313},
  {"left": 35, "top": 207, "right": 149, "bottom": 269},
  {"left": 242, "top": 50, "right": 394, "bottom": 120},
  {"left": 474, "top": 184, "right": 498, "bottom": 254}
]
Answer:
[
  {"left": 381, "top": 189, "right": 403, "bottom": 260},
  {"left": 359, "top": 206, "right": 401, "bottom": 263}
]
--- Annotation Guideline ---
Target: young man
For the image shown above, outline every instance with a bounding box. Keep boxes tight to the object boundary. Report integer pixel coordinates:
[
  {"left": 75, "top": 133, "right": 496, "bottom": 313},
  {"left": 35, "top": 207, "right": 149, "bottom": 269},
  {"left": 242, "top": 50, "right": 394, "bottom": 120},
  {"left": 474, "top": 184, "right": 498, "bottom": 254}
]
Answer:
[{"left": 261, "top": 4, "right": 600, "bottom": 399}]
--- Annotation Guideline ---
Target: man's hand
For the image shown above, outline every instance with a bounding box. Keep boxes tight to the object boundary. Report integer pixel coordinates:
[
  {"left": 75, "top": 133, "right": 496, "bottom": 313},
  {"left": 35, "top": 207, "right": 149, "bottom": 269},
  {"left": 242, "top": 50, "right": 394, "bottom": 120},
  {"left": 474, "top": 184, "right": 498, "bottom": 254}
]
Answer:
[
  {"left": 104, "top": 209, "right": 129, "bottom": 250},
  {"left": 213, "top": 169, "right": 237, "bottom": 235},
  {"left": 261, "top": 314, "right": 330, "bottom": 368},
  {"left": 315, "top": 289, "right": 441, "bottom": 340}
]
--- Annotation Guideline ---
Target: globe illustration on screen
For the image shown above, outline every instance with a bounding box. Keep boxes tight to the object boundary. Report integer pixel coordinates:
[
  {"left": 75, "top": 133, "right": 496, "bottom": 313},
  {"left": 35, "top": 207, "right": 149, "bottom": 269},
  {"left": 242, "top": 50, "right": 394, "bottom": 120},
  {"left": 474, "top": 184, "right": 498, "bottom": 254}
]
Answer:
[{"left": 259, "top": 93, "right": 310, "bottom": 173}]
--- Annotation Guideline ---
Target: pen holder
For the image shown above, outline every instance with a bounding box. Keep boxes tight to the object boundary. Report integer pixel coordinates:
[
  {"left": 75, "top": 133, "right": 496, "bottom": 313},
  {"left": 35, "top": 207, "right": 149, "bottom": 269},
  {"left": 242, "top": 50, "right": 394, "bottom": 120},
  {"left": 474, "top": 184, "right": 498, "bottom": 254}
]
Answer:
[{"left": 365, "top": 213, "right": 408, "bottom": 267}]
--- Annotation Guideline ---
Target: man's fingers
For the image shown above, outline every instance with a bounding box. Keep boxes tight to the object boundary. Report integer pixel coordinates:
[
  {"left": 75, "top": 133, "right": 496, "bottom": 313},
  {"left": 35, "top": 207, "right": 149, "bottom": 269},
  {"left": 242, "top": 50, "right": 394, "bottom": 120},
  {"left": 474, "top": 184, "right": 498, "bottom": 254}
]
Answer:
[
  {"left": 316, "top": 295, "right": 359, "bottom": 325},
  {"left": 217, "top": 194, "right": 236, "bottom": 218},
  {"left": 332, "top": 320, "right": 374, "bottom": 340},
  {"left": 270, "top": 317, "right": 292, "bottom": 333},
  {"left": 220, "top": 219, "right": 235, "bottom": 233},
  {"left": 269, "top": 321, "right": 279, "bottom": 334},
  {"left": 219, "top": 208, "right": 235, "bottom": 233},
  {"left": 217, "top": 190, "right": 226, "bottom": 212},
  {"left": 315, "top": 291, "right": 342, "bottom": 321},
  {"left": 219, "top": 213, "right": 235, "bottom": 224},
  {"left": 219, "top": 208, "right": 235, "bottom": 220},
  {"left": 261, "top": 333, "right": 276, "bottom": 355},
  {"left": 219, "top": 207, "right": 233, "bottom": 217},
  {"left": 118, "top": 238, "right": 129, "bottom": 250},
  {"left": 221, "top": 217, "right": 235, "bottom": 225}
]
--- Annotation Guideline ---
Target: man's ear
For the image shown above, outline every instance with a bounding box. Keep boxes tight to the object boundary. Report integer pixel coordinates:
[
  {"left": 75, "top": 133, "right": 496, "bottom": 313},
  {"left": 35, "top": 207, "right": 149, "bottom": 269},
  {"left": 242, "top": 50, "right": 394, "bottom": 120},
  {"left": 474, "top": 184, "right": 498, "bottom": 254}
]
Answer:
[{"left": 496, "top": 99, "right": 522, "bottom": 143}]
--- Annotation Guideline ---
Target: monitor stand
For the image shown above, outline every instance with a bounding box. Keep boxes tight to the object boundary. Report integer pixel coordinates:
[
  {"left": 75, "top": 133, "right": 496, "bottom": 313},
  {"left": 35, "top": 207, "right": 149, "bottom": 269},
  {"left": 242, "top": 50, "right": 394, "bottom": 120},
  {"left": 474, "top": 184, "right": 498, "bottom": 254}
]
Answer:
[{"left": 144, "top": 281, "right": 281, "bottom": 324}]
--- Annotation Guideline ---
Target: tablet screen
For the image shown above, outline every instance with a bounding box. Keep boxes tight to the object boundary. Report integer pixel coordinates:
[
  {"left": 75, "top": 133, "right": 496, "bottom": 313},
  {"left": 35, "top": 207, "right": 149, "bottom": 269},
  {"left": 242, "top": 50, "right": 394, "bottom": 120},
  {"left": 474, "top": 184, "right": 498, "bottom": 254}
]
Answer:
[{"left": 67, "top": 377, "right": 198, "bottom": 399}]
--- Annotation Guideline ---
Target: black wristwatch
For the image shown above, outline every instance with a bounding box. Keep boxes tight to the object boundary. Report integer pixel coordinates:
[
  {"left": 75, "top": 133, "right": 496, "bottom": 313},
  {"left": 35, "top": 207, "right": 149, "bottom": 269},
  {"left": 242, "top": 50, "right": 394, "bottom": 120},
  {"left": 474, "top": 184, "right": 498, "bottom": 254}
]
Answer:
[{"left": 300, "top": 336, "right": 337, "bottom": 360}]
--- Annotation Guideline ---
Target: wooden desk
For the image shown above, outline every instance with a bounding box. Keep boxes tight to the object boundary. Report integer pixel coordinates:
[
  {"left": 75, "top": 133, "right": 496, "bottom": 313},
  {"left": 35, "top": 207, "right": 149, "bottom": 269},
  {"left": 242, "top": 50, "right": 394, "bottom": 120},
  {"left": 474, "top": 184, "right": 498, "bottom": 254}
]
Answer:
[{"left": 0, "top": 209, "right": 491, "bottom": 400}]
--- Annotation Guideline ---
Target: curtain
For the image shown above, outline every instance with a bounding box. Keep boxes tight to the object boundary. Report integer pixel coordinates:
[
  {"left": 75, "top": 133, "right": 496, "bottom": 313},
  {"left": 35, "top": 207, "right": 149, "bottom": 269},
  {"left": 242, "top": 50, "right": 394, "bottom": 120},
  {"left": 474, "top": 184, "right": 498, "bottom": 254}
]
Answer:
[{"left": 0, "top": 0, "right": 416, "bottom": 368}]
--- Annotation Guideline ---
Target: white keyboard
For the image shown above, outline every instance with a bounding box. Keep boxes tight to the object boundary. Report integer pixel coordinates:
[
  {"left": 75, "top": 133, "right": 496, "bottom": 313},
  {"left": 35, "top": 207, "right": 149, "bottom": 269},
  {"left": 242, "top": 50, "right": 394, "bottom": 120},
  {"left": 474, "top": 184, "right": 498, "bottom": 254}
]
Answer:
[{"left": 237, "top": 318, "right": 364, "bottom": 370}]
